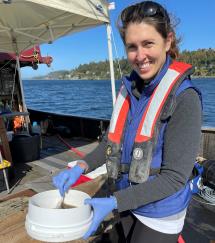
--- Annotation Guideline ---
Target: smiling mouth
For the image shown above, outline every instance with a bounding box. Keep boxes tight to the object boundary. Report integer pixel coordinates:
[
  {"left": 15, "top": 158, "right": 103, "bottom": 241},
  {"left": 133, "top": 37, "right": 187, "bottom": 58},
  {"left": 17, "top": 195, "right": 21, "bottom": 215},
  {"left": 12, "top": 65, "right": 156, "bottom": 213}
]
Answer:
[{"left": 137, "top": 62, "right": 151, "bottom": 72}]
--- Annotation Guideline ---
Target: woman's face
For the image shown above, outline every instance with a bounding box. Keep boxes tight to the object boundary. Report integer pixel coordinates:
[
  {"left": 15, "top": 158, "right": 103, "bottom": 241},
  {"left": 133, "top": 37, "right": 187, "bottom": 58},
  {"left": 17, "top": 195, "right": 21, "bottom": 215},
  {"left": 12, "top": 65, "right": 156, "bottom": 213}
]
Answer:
[{"left": 125, "top": 22, "right": 172, "bottom": 81}]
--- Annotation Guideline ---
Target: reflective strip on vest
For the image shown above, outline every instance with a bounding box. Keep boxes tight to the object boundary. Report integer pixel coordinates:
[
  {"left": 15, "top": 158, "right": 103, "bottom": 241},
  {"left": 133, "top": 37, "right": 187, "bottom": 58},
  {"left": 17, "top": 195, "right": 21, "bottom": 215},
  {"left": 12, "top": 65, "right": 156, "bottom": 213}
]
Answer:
[
  {"left": 135, "top": 62, "right": 191, "bottom": 143},
  {"left": 108, "top": 61, "right": 192, "bottom": 144},
  {"left": 108, "top": 85, "right": 130, "bottom": 144},
  {"left": 135, "top": 69, "right": 179, "bottom": 142}
]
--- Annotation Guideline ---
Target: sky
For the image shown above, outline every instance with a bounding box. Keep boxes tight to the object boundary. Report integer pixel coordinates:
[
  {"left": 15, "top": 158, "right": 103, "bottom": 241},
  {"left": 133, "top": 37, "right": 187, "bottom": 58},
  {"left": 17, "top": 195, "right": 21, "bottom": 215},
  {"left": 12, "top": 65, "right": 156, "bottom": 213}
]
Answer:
[{"left": 21, "top": 0, "right": 215, "bottom": 79}]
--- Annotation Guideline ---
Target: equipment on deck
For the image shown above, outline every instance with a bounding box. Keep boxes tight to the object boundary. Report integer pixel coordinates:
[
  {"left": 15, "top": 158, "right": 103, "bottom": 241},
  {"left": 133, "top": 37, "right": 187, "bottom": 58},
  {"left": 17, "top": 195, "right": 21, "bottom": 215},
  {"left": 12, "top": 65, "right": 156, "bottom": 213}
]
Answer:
[
  {"left": 202, "top": 160, "right": 215, "bottom": 189},
  {"left": 0, "top": 150, "right": 11, "bottom": 193},
  {"left": 198, "top": 160, "right": 215, "bottom": 205}
]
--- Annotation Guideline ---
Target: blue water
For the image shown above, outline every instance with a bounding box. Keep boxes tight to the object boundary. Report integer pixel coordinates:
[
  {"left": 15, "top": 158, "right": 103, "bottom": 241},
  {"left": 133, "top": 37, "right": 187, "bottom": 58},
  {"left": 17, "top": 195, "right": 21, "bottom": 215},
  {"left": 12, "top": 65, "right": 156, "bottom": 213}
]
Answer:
[{"left": 23, "top": 78, "right": 215, "bottom": 127}]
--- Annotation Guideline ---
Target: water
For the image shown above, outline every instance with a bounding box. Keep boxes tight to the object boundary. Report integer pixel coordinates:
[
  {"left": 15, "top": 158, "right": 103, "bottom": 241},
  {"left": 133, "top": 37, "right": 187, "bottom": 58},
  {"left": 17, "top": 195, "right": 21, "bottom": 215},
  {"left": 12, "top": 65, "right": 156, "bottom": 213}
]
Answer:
[
  {"left": 23, "top": 78, "right": 215, "bottom": 127},
  {"left": 192, "top": 78, "right": 215, "bottom": 127}
]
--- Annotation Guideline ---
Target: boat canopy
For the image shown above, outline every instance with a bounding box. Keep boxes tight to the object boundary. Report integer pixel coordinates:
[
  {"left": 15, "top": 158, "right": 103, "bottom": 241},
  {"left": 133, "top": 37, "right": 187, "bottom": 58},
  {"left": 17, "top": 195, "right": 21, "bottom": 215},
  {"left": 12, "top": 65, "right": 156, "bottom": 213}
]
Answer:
[
  {"left": 0, "top": 0, "right": 110, "bottom": 54},
  {"left": 0, "top": 0, "right": 116, "bottom": 107}
]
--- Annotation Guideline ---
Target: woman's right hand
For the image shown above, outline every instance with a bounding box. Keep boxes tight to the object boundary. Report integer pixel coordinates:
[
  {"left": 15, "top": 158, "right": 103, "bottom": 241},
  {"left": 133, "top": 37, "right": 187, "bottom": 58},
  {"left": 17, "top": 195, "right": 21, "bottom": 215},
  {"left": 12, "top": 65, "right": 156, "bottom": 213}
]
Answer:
[{"left": 52, "top": 164, "right": 84, "bottom": 196}]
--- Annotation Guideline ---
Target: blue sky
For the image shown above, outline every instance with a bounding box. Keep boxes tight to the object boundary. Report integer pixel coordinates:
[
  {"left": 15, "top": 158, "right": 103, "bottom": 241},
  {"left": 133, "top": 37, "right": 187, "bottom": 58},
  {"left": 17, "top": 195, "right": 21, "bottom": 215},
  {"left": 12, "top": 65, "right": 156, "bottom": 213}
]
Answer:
[{"left": 21, "top": 0, "right": 215, "bottom": 79}]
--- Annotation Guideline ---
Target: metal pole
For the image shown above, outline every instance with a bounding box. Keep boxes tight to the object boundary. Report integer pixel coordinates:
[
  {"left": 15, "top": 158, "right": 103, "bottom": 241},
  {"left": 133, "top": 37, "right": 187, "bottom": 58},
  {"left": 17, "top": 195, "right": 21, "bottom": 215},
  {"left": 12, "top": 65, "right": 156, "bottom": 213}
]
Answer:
[
  {"left": 106, "top": 23, "right": 116, "bottom": 105},
  {"left": 2, "top": 169, "right": 10, "bottom": 193},
  {"left": 16, "top": 56, "right": 27, "bottom": 112},
  {"left": 16, "top": 56, "right": 29, "bottom": 132}
]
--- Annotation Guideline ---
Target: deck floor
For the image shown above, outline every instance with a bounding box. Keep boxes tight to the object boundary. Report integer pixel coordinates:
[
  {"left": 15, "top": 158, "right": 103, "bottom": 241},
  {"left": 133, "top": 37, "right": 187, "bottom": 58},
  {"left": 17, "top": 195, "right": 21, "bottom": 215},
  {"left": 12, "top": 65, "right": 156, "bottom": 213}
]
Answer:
[
  {"left": 0, "top": 135, "right": 214, "bottom": 242},
  {"left": 0, "top": 135, "right": 98, "bottom": 197}
]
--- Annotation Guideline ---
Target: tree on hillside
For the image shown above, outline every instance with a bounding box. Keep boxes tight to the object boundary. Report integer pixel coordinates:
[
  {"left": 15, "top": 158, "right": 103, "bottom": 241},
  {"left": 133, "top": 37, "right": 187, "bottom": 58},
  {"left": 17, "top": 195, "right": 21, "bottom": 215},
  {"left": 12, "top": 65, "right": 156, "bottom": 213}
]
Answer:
[{"left": 38, "top": 48, "right": 215, "bottom": 80}]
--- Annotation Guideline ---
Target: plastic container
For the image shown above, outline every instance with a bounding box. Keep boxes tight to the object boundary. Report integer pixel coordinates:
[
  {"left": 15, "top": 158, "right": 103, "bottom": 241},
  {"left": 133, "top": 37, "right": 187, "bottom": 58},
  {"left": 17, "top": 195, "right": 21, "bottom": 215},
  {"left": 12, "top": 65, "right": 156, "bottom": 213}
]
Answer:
[
  {"left": 31, "top": 121, "right": 41, "bottom": 135},
  {"left": 25, "top": 189, "right": 93, "bottom": 242},
  {"left": 9, "top": 133, "right": 40, "bottom": 163},
  {"left": 6, "top": 131, "right": 14, "bottom": 142}
]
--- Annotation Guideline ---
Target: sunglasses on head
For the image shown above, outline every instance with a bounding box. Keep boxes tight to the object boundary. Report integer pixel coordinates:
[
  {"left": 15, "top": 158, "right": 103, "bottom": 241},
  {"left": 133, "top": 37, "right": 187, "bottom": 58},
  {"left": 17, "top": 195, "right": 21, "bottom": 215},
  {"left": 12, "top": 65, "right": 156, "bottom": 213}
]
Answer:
[{"left": 122, "top": 1, "right": 170, "bottom": 24}]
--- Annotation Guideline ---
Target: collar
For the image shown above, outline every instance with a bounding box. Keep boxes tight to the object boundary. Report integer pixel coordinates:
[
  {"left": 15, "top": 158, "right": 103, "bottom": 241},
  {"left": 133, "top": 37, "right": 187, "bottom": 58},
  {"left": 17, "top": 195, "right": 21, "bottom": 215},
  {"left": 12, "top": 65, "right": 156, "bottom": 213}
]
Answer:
[{"left": 123, "top": 55, "right": 172, "bottom": 99}]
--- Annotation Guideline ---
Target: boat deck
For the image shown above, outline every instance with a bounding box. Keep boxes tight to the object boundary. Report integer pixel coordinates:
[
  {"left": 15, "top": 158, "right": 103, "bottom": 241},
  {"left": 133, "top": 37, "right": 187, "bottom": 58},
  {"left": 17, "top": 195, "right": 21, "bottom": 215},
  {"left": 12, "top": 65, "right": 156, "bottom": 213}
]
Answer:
[
  {"left": 0, "top": 135, "right": 214, "bottom": 243},
  {"left": 0, "top": 134, "right": 98, "bottom": 197}
]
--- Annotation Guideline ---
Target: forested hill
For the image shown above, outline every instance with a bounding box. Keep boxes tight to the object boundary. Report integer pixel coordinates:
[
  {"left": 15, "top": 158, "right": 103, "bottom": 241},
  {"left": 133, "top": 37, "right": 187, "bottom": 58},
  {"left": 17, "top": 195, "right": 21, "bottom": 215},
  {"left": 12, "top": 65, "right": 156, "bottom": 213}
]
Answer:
[{"left": 34, "top": 48, "right": 215, "bottom": 80}]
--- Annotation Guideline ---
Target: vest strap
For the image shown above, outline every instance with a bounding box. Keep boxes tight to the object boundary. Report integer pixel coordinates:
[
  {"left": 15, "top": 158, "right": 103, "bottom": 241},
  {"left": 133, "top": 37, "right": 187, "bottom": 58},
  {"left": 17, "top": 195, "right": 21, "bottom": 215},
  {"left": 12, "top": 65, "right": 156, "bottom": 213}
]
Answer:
[{"left": 120, "top": 163, "right": 160, "bottom": 176}]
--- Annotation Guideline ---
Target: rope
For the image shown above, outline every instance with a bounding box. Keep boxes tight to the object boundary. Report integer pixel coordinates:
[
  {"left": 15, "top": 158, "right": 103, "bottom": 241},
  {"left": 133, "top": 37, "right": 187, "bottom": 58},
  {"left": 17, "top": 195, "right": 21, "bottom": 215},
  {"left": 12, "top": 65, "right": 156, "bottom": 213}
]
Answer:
[
  {"left": 10, "top": 61, "right": 17, "bottom": 110},
  {"left": 198, "top": 186, "right": 215, "bottom": 205},
  {"left": 0, "top": 59, "right": 17, "bottom": 129},
  {"left": 57, "top": 134, "right": 86, "bottom": 158},
  {"left": 0, "top": 57, "right": 14, "bottom": 72},
  {"left": 20, "top": 46, "right": 40, "bottom": 64},
  {"left": 111, "top": 26, "right": 123, "bottom": 78}
]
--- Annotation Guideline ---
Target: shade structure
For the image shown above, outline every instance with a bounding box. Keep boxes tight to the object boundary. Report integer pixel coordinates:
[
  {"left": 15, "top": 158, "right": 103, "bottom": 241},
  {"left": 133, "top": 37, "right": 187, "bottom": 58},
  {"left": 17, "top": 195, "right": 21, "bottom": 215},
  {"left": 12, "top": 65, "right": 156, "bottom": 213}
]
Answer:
[
  {"left": 0, "top": 0, "right": 110, "bottom": 54},
  {"left": 0, "top": 0, "right": 116, "bottom": 109}
]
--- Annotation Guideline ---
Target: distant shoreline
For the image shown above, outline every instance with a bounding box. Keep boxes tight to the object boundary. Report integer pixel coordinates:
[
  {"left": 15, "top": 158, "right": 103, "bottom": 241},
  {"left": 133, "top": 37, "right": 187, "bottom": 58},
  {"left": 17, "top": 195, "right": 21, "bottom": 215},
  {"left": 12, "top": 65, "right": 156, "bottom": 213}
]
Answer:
[
  {"left": 24, "top": 78, "right": 112, "bottom": 81},
  {"left": 192, "top": 76, "right": 215, "bottom": 79},
  {"left": 24, "top": 76, "right": 215, "bottom": 81},
  {"left": 24, "top": 78, "right": 119, "bottom": 81}
]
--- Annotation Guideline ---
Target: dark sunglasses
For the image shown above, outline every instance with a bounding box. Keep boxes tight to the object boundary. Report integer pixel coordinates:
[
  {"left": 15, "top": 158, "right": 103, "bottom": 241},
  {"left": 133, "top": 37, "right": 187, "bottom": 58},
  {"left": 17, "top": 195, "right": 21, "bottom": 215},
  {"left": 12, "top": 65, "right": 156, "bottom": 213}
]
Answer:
[{"left": 121, "top": 1, "right": 170, "bottom": 24}]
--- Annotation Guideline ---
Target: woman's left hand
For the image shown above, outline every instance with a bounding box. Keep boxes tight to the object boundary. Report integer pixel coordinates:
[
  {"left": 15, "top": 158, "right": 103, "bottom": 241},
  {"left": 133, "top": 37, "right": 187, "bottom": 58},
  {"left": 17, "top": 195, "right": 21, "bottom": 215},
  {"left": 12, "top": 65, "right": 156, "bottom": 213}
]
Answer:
[{"left": 83, "top": 196, "right": 117, "bottom": 239}]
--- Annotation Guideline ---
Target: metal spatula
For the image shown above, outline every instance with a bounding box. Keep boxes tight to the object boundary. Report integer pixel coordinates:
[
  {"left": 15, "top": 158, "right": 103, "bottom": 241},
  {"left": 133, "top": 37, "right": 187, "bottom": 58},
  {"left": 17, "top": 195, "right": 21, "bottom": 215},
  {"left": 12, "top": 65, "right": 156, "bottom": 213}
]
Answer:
[{"left": 56, "top": 195, "right": 76, "bottom": 209}]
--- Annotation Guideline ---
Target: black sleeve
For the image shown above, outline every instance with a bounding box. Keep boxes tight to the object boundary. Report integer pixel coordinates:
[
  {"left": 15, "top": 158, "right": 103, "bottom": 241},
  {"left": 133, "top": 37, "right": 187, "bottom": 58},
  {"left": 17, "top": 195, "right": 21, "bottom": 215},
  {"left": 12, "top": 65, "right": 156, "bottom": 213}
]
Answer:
[
  {"left": 114, "top": 88, "right": 202, "bottom": 212},
  {"left": 83, "top": 131, "right": 107, "bottom": 171}
]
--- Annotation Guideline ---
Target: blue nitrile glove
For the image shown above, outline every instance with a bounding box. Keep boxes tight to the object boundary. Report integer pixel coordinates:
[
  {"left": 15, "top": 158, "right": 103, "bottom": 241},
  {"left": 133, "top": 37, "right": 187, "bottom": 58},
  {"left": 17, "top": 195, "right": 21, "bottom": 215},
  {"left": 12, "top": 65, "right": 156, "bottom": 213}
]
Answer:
[
  {"left": 83, "top": 196, "right": 117, "bottom": 239},
  {"left": 52, "top": 165, "right": 84, "bottom": 197}
]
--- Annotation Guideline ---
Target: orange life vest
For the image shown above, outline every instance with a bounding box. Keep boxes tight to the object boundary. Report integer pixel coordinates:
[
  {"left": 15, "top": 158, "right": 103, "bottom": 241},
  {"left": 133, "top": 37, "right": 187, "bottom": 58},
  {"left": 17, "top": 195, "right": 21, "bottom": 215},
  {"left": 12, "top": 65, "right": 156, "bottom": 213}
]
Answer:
[{"left": 106, "top": 61, "right": 194, "bottom": 183}]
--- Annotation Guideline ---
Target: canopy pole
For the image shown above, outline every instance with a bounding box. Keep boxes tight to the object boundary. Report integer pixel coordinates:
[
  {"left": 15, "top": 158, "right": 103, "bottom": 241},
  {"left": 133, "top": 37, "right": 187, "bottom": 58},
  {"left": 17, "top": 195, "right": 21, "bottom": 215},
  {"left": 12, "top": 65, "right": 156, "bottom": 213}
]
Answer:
[
  {"left": 16, "top": 55, "right": 29, "bottom": 131},
  {"left": 106, "top": 23, "right": 116, "bottom": 106},
  {"left": 16, "top": 56, "right": 27, "bottom": 111}
]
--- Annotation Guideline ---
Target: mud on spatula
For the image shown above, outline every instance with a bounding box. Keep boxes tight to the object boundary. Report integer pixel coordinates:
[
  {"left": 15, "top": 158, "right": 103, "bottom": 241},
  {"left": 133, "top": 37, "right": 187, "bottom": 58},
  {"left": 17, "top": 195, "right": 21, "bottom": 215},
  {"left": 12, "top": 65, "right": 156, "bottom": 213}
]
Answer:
[
  {"left": 56, "top": 195, "right": 65, "bottom": 209},
  {"left": 56, "top": 193, "right": 76, "bottom": 209}
]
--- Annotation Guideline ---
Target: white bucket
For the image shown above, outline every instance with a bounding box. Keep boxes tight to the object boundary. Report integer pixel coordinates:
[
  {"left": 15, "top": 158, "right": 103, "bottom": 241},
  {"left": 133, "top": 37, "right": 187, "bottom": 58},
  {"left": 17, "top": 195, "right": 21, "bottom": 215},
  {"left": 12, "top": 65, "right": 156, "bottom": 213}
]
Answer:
[{"left": 25, "top": 189, "right": 93, "bottom": 242}]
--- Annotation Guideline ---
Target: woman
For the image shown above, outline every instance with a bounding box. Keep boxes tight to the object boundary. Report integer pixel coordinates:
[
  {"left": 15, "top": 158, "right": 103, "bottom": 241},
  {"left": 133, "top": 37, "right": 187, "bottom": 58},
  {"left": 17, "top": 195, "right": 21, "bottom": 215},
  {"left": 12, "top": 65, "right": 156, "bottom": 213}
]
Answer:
[{"left": 53, "top": 1, "right": 202, "bottom": 242}]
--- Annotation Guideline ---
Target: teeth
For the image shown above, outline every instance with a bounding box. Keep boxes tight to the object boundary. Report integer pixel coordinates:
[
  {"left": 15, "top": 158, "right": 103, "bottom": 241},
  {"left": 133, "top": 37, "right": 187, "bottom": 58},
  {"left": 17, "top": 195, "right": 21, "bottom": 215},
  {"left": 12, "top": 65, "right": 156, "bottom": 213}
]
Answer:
[{"left": 138, "top": 63, "right": 150, "bottom": 69}]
